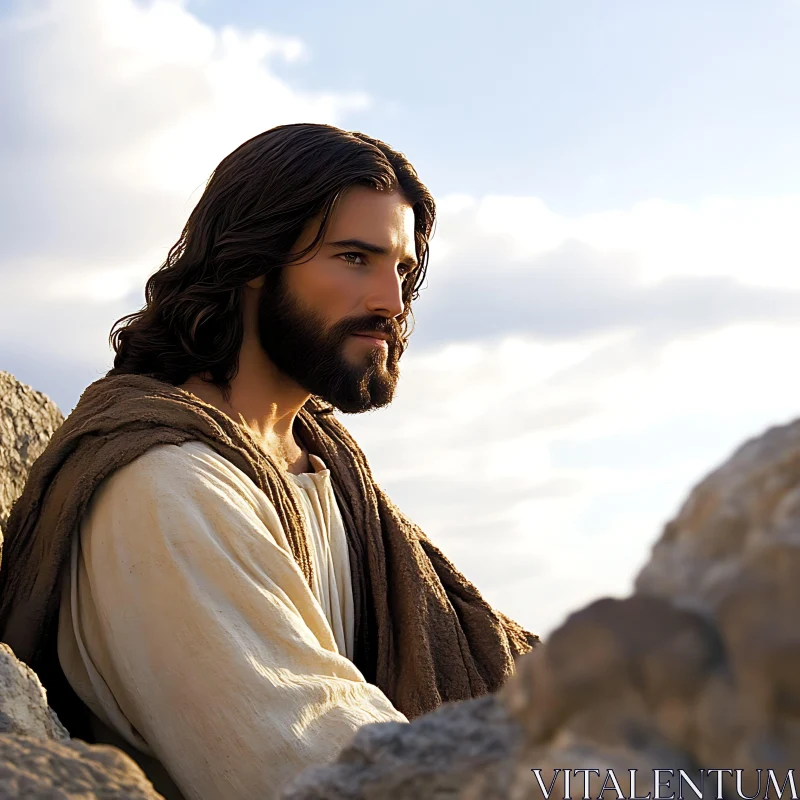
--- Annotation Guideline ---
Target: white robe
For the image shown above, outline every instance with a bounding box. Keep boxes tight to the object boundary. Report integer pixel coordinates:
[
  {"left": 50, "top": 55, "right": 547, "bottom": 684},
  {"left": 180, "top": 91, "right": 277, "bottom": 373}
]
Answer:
[{"left": 56, "top": 440, "right": 406, "bottom": 800}]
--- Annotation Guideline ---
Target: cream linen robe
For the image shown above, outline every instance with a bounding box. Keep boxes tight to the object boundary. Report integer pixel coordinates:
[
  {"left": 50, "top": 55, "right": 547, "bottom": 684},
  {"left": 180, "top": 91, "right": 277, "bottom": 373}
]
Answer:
[{"left": 56, "top": 441, "right": 406, "bottom": 800}]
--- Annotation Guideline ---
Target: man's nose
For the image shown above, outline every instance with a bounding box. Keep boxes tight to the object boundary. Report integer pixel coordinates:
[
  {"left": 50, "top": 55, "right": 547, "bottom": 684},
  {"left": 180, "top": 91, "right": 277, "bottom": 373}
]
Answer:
[{"left": 365, "top": 268, "right": 405, "bottom": 319}]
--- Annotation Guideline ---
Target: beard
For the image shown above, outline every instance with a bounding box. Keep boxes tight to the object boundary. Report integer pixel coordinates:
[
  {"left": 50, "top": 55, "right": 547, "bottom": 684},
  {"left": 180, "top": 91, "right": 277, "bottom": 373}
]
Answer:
[{"left": 255, "top": 272, "right": 403, "bottom": 414}]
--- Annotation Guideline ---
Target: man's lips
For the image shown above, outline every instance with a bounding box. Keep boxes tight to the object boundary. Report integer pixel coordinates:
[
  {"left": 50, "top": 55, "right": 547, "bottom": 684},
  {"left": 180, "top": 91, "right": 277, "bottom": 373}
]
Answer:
[{"left": 350, "top": 332, "right": 390, "bottom": 347}]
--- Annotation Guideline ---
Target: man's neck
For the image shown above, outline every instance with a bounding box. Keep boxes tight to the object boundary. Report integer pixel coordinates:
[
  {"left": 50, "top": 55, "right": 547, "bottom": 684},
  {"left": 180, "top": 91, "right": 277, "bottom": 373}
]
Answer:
[{"left": 179, "top": 338, "right": 313, "bottom": 474}]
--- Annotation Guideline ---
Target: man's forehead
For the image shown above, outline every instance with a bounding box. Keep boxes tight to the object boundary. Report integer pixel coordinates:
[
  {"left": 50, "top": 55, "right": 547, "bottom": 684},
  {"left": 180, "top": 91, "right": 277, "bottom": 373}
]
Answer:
[
  {"left": 324, "top": 218, "right": 414, "bottom": 245},
  {"left": 331, "top": 189, "right": 412, "bottom": 224},
  {"left": 323, "top": 191, "right": 416, "bottom": 259}
]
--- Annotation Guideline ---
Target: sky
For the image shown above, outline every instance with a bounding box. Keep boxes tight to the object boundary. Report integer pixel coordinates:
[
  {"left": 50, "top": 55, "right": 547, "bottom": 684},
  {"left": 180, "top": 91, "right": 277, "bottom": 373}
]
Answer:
[{"left": 1, "top": 0, "right": 800, "bottom": 636}]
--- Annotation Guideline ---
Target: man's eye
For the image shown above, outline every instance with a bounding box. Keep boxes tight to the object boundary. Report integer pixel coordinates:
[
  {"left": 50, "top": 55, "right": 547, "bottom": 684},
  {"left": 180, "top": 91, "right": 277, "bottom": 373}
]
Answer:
[{"left": 339, "top": 252, "right": 366, "bottom": 266}]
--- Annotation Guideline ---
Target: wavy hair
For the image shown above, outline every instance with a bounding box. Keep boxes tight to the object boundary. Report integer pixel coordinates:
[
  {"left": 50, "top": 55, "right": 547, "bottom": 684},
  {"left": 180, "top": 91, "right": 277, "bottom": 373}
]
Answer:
[{"left": 109, "top": 123, "right": 436, "bottom": 396}]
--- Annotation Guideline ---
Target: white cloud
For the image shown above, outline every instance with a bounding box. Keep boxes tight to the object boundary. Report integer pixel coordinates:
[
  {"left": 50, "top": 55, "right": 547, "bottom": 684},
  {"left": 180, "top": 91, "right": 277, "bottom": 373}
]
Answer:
[
  {"left": 3, "top": 0, "right": 366, "bottom": 196},
  {"left": 415, "top": 193, "right": 800, "bottom": 353},
  {"left": 437, "top": 193, "right": 800, "bottom": 290},
  {"left": 0, "top": 0, "right": 368, "bottom": 369}
]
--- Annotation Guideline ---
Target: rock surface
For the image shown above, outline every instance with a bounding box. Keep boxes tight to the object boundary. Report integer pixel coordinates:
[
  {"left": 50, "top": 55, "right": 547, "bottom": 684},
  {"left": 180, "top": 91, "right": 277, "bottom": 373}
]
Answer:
[
  {"left": 0, "top": 370, "right": 63, "bottom": 536},
  {"left": 0, "top": 735, "right": 163, "bottom": 798},
  {"left": 0, "top": 637, "right": 164, "bottom": 800},
  {"left": 0, "top": 631, "right": 163, "bottom": 800},
  {"left": 0, "top": 644, "right": 69, "bottom": 741},
  {"left": 284, "top": 695, "right": 523, "bottom": 799},
  {"left": 284, "top": 417, "right": 800, "bottom": 799}
]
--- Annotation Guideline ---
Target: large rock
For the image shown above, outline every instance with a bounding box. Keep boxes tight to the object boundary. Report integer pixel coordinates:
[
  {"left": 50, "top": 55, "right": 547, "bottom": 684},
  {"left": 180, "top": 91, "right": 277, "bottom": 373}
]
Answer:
[
  {"left": 635, "top": 416, "right": 800, "bottom": 784},
  {"left": 284, "top": 695, "right": 522, "bottom": 799},
  {"left": 0, "top": 735, "right": 162, "bottom": 798},
  {"left": 635, "top": 416, "right": 800, "bottom": 615},
  {"left": 284, "top": 417, "right": 800, "bottom": 799},
  {"left": 0, "top": 371, "right": 63, "bottom": 536},
  {"left": 0, "top": 640, "right": 163, "bottom": 799},
  {"left": 0, "top": 644, "right": 69, "bottom": 741}
]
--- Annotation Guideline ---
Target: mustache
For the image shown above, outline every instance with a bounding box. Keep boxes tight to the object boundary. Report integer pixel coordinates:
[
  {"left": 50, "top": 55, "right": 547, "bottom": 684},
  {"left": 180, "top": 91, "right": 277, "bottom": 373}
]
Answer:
[{"left": 334, "top": 315, "right": 401, "bottom": 344}]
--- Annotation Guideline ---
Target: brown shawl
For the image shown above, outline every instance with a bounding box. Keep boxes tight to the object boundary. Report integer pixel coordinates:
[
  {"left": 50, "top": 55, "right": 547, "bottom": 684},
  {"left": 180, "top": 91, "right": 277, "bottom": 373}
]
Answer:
[{"left": 0, "top": 373, "right": 537, "bottom": 734}]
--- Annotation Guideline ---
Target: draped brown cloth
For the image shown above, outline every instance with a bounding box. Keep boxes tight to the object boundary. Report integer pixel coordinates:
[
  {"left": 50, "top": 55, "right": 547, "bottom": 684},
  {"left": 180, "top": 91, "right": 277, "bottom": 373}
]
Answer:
[{"left": 0, "top": 374, "right": 538, "bottom": 736}]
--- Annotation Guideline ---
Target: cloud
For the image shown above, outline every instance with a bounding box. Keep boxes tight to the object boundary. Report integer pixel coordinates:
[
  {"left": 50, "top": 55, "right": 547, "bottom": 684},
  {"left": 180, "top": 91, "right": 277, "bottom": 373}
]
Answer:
[
  {"left": 0, "top": 0, "right": 367, "bottom": 408},
  {"left": 413, "top": 194, "right": 800, "bottom": 349}
]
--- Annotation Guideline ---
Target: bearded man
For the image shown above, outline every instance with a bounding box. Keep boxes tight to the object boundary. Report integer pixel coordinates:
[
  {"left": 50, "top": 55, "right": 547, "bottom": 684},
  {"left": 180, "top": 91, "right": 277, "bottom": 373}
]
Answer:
[{"left": 0, "top": 123, "right": 537, "bottom": 799}]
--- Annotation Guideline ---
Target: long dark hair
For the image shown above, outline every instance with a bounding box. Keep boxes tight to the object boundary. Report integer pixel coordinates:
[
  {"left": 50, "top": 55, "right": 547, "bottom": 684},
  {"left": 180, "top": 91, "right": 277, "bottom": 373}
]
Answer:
[{"left": 109, "top": 123, "right": 436, "bottom": 394}]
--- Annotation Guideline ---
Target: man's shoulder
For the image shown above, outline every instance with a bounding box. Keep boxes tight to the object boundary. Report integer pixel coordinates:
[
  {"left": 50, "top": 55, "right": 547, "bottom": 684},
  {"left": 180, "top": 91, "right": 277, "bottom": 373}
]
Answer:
[
  {"left": 113, "top": 439, "right": 215, "bottom": 476},
  {"left": 98, "top": 440, "right": 254, "bottom": 501},
  {"left": 83, "top": 440, "right": 274, "bottom": 544}
]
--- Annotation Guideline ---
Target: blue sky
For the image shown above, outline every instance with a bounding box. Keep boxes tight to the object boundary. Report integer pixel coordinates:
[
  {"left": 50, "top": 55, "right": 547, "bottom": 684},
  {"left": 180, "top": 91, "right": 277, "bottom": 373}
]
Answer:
[
  {"left": 1, "top": 0, "right": 800, "bottom": 635},
  {"left": 193, "top": 0, "right": 800, "bottom": 210}
]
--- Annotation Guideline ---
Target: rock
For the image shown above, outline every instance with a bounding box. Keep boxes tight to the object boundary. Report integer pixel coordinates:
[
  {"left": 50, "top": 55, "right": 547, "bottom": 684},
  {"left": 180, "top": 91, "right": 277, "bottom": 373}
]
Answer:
[
  {"left": 635, "top": 416, "right": 800, "bottom": 786},
  {"left": 635, "top": 416, "right": 800, "bottom": 617},
  {"left": 0, "top": 734, "right": 163, "bottom": 798},
  {"left": 0, "top": 640, "right": 164, "bottom": 799},
  {"left": 0, "top": 643, "right": 69, "bottom": 741},
  {"left": 283, "top": 695, "right": 522, "bottom": 800},
  {"left": 284, "top": 417, "right": 800, "bottom": 799},
  {"left": 0, "top": 371, "right": 63, "bottom": 536},
  {"left": 477, "top": 597, "right": 710, "bottom": 800}
]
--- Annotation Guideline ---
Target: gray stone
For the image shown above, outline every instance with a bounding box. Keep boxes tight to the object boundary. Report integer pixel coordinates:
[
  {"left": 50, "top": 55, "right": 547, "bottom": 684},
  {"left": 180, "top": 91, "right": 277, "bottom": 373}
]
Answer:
[
  {"left": 0, "top": 370, "right": 63, "bottom": 536},
  {"left": 635, "top": 416, "right": 800, "bottom": 786},
  {"left": 0, "top": 643, "right": 69, "bottom": 741},
  {"left": 0, "top": 734, "right": 163, "bottom": 798},
  {"left": 635, "top": 416, "right": 800, "bottom": 618},
  {"left": 0, "top": 644, "right": 164, "bottom": 798},
  {"left": 483, "top": 597, "right": 708, "bottom": 800},
  {"left": 283, "top": 695, "right": 521, "bottom": 800}
]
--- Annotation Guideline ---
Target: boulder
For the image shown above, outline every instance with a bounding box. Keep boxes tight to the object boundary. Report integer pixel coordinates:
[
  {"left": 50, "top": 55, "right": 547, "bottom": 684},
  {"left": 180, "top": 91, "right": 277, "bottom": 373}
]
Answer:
[
  {"left": 0, "top": 639, "right": 163, "bottom": 799},
  {"left": 284, "top": 695, "right": 522, "bottom": 799},
  {"left": 0, "top": 371, "right": 63, "bottom": 536},
  {"left": 0, "top": 734, "right": 162, "bottom": 798},
  {"left": 0, "top": 643, "right": 69, "bottom": 741},
  {"left": 635, "top": 416, "right": 800, "bottom": 786}
]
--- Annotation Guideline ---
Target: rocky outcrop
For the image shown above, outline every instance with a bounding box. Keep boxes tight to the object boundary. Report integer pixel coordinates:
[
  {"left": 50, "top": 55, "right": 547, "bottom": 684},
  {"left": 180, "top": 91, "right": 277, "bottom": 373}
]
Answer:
[
  {"left": 285, "top": 417, "right": 800, "bottom": 799},
  {"left": 0, "top": 639, "right": 163, "bottom": 798},
  {"left": 285, "top": 694, "right": 523, "bottom": 799},
  {"left": 0, "top": 371, "right": 63, "bottom": 536},
  {"left": 0, "top": 644, "right": 69, "bottom": 741},
  {"left": 0, "top": 735, "right": 162, "bottom": 798}
]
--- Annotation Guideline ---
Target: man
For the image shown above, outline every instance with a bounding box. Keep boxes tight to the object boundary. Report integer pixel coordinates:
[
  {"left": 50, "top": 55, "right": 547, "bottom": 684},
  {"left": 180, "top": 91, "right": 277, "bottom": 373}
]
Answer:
[{"left": 0, "top": 123, "right": 537, "bottom": 799}]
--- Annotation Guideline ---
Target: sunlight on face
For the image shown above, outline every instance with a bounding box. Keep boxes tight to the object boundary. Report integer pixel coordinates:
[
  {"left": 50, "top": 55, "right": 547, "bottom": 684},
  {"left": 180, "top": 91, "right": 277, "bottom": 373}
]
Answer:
[
  {"left": 282, "top": 184, "right": 417, "bottom": 367},
  {"left": 254, "top": 185, "right": 419, "bottom": 413}
]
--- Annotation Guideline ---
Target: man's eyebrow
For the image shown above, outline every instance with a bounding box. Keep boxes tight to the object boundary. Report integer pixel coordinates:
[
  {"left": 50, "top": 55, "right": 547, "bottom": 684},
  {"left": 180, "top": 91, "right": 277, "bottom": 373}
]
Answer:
[{"left": 325, "top": 238, "right": 418, "bottom": 268}]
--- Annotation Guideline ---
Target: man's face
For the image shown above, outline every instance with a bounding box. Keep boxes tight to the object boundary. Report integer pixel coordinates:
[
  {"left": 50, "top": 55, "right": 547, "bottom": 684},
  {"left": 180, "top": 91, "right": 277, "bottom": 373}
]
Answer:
[{"left": 256, "top": 185, "right": 417, "bottom": 413}]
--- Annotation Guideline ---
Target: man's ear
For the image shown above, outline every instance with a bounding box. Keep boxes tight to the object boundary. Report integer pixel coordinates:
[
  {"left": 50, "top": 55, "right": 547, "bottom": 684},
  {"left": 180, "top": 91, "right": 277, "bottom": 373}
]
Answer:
[{"left": 246, "top": 275, "right": 266, "bottom": 289}]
